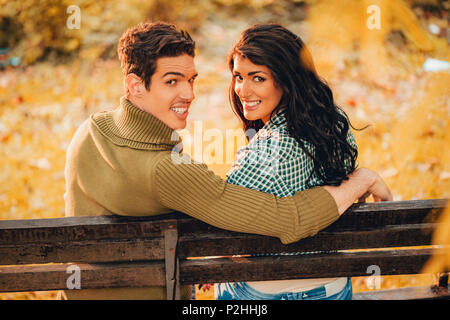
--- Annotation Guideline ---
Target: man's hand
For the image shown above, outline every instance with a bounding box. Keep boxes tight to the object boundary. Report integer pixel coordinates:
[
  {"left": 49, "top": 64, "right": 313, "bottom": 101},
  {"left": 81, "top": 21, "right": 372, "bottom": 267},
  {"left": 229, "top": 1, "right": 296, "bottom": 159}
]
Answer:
[
  {"left": 323, "top": 168, "right": 393, "bottom": 215},
  {"left": 356, "top": 168, "right": 393, "bottom": 203}
]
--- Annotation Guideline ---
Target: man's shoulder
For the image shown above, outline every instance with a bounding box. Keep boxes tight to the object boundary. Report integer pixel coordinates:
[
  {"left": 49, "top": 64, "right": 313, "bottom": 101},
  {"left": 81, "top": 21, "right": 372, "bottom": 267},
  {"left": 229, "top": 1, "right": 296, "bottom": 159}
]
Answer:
[
  {"left": 65, "top": 113, "right": 112, "bottom": 163},
  {"left": 68, "top": 109, "right": 110, "bottom": 142},
  {"left": 66, "top": 118, "right": 91, "bottom": 154}
]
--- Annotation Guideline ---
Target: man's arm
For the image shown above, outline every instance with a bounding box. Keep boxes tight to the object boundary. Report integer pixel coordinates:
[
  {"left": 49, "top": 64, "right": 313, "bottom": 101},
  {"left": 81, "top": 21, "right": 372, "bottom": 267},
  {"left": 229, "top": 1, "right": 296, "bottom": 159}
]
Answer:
[
  {"left": 153, "top": 154, "right": 338, "bottom": 244},
  {"left": 151, "top": 155, "right": 391, "bottom": 245}
]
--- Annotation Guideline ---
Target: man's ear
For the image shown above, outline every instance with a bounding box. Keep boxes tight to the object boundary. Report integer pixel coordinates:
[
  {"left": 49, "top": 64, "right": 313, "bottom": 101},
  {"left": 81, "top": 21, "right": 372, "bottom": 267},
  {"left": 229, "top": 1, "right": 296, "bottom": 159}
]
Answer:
[{"left": 125, "top": 73, "right": 145, "bottom": 97}]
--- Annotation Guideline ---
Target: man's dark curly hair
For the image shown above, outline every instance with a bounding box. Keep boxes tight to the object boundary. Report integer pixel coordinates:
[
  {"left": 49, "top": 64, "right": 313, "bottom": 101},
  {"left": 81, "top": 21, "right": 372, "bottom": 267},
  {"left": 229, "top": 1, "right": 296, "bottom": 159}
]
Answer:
[{"left": 117, "top": 21, "right": 195, "bottom": 91}]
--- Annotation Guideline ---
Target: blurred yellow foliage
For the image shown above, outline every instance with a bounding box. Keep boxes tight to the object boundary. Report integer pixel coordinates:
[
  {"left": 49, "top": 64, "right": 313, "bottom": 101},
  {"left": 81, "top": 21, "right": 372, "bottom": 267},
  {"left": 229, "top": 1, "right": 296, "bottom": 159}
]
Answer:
[
  {"left": 307, "top": 0, "right": 444, "bottom": 86},
  {"left": 353, "top": 71, "right": 450, "bottom": 201},
  {"left": 0, "top": 0, "right": 214, "bottom": 64}
]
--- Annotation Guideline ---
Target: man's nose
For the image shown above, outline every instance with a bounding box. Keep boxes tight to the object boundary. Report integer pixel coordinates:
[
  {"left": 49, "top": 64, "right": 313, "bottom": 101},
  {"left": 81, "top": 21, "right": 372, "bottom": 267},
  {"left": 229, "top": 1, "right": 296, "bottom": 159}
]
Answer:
[{"left": 180, "top": 83, "right": 195, "bottom": 102}]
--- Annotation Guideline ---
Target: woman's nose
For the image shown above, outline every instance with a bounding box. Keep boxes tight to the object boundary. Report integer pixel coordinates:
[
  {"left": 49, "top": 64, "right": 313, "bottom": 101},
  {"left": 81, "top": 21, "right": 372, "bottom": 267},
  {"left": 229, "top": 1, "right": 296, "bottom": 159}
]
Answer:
[{"left": 236, "top": 80, "right": 252, "bottom": 98}]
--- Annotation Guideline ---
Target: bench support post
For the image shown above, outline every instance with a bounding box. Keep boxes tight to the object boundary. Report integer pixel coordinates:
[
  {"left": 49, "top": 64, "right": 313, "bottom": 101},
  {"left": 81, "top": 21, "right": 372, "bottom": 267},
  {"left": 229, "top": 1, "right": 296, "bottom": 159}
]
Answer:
[{"left": 163, "top": 221, "right": 180, "bottom": 300}]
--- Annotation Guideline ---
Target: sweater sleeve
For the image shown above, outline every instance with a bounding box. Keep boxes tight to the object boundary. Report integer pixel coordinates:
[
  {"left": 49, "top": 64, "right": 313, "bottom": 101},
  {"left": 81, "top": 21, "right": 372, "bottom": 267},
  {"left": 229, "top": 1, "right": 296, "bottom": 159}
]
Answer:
[{"left": 152, "top": 153, "right": 339, "bottom": 244}]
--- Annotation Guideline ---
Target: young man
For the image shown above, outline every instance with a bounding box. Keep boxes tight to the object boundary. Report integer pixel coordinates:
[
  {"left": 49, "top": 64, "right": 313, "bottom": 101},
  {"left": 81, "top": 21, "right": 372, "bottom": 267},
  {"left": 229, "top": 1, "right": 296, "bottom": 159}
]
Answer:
[{"left": 62, "top": 22, "right": 392, "bottom": 299}]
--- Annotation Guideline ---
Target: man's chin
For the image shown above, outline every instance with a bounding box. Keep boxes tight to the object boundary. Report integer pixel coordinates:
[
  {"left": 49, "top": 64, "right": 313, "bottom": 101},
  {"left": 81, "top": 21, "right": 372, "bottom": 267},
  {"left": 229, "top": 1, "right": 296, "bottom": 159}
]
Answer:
[{"left": 169, "top": 119, "right": 187, "bottom": 130}]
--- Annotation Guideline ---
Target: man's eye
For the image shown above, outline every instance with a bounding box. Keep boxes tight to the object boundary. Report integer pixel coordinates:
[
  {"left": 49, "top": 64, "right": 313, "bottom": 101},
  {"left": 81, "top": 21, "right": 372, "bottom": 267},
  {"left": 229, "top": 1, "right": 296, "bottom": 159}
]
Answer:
[
  {"left": 189, "top": 78, "right": 196, "bottom": 84},
  {"left": 167, "top": 79, "right": 177, "bottom": 85},
  {"left": 234, "top": 75, "right": 243, "bottom": 81}
]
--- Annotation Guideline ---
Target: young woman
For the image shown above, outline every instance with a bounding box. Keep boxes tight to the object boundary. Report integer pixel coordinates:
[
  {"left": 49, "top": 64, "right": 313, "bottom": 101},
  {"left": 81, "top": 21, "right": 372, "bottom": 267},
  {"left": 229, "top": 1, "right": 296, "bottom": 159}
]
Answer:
[{"left": 215, "top": 23, "right": 362, "bottom": 300}]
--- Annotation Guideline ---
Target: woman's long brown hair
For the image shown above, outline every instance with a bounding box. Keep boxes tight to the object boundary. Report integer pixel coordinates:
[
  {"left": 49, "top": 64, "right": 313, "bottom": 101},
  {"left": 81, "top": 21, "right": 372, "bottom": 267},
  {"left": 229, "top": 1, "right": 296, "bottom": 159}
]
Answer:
[{"left": 228, "top": 23, "right": 359, "bottom": 186}]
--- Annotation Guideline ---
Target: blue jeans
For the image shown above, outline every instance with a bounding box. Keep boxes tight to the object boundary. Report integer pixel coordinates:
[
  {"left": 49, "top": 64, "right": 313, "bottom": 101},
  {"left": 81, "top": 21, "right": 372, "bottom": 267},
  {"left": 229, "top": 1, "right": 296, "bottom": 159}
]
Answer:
[{"left": 216, "top": 278, "right": 353, "bottom": 300}]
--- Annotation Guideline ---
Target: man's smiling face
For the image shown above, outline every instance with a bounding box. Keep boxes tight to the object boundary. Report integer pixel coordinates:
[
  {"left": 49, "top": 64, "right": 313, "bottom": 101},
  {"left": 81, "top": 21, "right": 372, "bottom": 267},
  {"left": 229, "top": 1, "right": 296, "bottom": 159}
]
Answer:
[{"left": 128, "top": 54, "right": 198, "bottom": 130}]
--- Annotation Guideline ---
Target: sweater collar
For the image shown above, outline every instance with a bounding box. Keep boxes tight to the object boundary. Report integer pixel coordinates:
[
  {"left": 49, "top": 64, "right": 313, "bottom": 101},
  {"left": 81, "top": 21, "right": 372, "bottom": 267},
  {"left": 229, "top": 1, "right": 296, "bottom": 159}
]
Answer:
[{"left": 91, "top": 96, "right": 182, "bottom": 151}]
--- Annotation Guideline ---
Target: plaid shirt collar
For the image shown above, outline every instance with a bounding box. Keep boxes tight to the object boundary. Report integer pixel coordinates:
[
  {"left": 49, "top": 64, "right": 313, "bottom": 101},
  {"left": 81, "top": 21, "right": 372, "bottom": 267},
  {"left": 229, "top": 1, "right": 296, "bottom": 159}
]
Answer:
[
  {"left": 262, "top": 109, "right": 287, "bottom": 131},
  {"left": 250, "top": 109, "right": 287, "bottom": 142}
]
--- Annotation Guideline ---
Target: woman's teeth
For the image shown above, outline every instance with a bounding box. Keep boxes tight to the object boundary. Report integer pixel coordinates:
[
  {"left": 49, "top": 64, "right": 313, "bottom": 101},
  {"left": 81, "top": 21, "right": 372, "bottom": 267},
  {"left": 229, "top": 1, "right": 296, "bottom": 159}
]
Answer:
[
  {"left": 246, "top": 100, "right": 261, "bottom": 107},
  {"left": 171, "top": 107, "right": 187, "bottom": 114}
]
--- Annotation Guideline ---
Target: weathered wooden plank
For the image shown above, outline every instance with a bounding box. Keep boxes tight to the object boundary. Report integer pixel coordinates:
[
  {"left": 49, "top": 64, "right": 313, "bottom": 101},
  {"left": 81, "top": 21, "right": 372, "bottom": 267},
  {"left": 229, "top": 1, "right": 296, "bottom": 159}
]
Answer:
[
  {"left": 0, "top": 215, "right": 172, "bottom": 245},
  {"left": 177, "top": 199, "right": 448, "bottom": 236},
  {"left": 353, "top": 286, "right": 450, "bottom": 300},
  {"left": 0, "top": 200, "right": 446, "bottom": 246},
  {"left": 178, "top": 223, "right": 438, "bottom": 258},
  {"left": 0, "top": 238, "right": 164, "bottom": 265},
  {"left": 0, "top": 248, "right": 446, "bottom": 293},
  {"left": 179, "top": 248, "right": 446, "bottom": 284},
  {"left": 0, "top": 262, "right": 166, "bottom": 292},
  {"left": 0, "top": 219, "right": 180, "bottom": 266},
  {"left": 333, "top": 199, "right": 448, "bottom": 230},
  {"left": 0, "top": 223, "right": 440, "bottom": 265}
]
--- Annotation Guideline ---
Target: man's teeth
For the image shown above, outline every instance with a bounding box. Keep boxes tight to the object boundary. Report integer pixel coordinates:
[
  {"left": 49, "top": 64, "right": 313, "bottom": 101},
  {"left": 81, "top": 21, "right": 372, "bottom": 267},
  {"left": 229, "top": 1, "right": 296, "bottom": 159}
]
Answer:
[
  {"left": 171, "top": 107, "right": 187, "bottom": 114},
  {"left": 246, "top": 100, "right": 261, "bottom": 107}
]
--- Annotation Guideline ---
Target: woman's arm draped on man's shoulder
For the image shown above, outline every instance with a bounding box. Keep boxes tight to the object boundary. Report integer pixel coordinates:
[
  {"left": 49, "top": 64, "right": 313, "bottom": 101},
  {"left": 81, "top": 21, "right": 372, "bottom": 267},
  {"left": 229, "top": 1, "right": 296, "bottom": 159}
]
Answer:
[{"left": 151, "top": 154, "right": 339, "bottom": 244}]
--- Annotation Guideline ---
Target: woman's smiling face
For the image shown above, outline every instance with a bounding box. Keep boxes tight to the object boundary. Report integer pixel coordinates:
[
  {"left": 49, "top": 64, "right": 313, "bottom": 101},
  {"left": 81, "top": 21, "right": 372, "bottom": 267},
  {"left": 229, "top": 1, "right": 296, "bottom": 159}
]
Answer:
[{"left": 232, "top": 55, "right": 283, "bottom": 124}]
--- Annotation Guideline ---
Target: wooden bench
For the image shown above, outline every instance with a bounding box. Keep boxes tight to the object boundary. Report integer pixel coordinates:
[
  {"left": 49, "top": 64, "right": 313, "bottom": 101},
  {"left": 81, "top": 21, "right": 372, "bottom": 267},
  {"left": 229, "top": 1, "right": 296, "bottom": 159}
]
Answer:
[{"left": 0, "top": 199, "right": 449, "bottom": 300}]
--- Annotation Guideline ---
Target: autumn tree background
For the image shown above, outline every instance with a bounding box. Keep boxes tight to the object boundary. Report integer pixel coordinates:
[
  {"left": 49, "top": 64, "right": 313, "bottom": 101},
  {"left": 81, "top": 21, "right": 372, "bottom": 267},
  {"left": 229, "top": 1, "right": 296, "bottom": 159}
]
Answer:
[{"left": 0, "top": 0, "right": 449, "bottom": 299}]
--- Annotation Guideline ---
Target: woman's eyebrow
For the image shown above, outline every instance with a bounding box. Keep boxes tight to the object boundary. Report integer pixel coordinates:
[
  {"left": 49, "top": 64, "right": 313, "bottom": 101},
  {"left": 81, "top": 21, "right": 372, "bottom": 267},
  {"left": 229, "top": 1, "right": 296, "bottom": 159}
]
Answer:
[
  {"left": 248, "top": 71, "right": 267, "bottom": 76},
  {"left": 233, "top": 70, "right": 267, "bottom": 76}
]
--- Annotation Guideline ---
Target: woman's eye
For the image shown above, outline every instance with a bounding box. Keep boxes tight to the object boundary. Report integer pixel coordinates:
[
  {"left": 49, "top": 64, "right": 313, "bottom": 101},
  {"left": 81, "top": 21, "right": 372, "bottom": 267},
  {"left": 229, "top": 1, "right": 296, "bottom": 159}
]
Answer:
[
  {"left": 167, "top": 79, "right": 177, "bottom": 85},
  {"left": 234, "top": 75, "right": 243, "bottom": 81},
  {"left": 254, "top": 76, "right": 265, "bottom": 82}
]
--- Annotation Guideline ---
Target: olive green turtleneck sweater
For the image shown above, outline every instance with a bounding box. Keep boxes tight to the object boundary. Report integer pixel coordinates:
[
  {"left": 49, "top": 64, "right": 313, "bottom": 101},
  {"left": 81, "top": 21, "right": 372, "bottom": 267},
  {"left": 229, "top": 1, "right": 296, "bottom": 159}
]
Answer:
[{"left": 63, "top": 97, "right": 339, "bottom": 299}]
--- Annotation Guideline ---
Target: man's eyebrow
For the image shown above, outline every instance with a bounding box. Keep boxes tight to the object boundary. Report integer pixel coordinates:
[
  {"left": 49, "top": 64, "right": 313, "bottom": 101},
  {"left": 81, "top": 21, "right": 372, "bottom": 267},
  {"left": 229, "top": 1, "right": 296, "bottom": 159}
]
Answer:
[
  {"left": 162, "top": 72, "right": 199, "bottom": 78},
  {"left": 162, "top": 72, "right": 185, "bottom": 77}
]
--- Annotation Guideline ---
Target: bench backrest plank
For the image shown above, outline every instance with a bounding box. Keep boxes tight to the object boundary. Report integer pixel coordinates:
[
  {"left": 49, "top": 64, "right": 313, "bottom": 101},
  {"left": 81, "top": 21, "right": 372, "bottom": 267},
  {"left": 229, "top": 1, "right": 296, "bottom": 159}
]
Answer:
[
  {"left": 179, "top": 248, "right": 445, "bottom": 284},
  {"left": 0, "top": 248, "right": 445, "bottom": 292},
  {"left": 1, "top": 262, "right": 166, "bottom": 292}
]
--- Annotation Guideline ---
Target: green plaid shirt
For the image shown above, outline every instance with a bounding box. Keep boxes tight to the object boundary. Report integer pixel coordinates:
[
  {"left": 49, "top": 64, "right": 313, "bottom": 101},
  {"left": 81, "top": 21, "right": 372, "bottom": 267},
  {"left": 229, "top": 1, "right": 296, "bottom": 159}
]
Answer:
[{"left": 226, "top": 110, "right": 357, "bottom": 197}]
